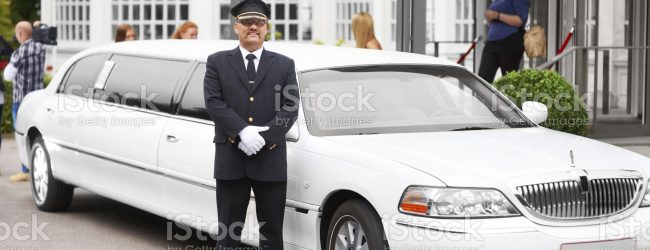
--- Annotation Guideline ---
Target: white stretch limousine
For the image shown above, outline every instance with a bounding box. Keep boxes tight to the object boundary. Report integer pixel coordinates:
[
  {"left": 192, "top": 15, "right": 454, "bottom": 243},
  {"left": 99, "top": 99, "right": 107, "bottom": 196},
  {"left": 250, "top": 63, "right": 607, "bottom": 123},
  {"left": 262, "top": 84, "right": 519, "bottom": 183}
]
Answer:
[{"left": 15, "top": 40, "right": 650, "bottom": 250}]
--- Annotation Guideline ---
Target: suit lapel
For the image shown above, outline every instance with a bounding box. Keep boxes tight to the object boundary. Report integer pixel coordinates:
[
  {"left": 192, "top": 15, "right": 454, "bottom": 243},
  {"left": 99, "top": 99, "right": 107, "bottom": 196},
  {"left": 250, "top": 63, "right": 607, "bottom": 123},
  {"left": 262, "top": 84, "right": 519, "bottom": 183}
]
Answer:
[
  {"left": 227, "top": 47, "right": 252, "bottom": 93},
  {"left": 251, "top": 49, "right": 275, "bottom": 93}
]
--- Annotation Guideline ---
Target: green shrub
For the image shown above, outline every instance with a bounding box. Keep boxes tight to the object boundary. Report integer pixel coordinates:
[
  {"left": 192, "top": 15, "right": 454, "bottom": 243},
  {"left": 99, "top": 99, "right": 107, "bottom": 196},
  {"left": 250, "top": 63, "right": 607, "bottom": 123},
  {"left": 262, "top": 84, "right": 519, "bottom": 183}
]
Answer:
[
  {"left": 1, "top": 78, "right": 12, "bottom": 134},
  {"left": 492, "top": 69, "right": 589, "bottom": 136},
  {"left": 44, "top": 72, "right": 52, "bottom": 87}
]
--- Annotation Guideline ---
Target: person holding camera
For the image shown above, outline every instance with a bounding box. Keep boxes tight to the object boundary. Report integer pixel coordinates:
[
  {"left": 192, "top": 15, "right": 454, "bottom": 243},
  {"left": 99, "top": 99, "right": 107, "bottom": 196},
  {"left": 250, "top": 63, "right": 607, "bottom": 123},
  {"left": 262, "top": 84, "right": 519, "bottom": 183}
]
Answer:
[{"left": 3, "top": 21, "right": 45, "bottom": 182}]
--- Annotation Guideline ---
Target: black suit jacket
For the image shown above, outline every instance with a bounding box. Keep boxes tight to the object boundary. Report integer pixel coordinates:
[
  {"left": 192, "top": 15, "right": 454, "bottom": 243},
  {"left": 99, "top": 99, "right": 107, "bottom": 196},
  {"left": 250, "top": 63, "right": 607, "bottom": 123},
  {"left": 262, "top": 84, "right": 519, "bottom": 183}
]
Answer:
[{"left": 204, "top": 47, "right": 299, "bottom": 182}]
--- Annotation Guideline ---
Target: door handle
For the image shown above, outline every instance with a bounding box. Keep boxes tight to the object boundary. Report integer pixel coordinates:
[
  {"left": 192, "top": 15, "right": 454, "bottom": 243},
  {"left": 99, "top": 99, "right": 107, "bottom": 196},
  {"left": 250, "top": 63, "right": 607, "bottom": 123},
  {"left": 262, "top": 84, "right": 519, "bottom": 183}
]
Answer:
[
  {"left": 166, "top": 135, "right": 178, "bottom": 143},
  {"left": 46, "top": 108, "right": 53, "bottom": 114}
]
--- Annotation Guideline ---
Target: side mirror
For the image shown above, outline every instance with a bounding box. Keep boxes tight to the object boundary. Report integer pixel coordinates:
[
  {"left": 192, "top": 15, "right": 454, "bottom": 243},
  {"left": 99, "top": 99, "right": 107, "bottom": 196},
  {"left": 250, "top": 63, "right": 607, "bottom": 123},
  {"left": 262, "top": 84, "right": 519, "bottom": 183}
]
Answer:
[
  {"left": 521, "top": 101, "right": 548, "bottom": 125},
  {"left": 285, "top": 123, "right": 300, "bottom": 142}
]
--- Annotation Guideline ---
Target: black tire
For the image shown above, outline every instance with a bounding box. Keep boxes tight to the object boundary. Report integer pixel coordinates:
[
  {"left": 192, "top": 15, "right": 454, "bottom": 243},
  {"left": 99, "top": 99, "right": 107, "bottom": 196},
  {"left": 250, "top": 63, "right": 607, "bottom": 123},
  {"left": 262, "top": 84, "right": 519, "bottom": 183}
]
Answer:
[
  {"left": 30, "top": 136, "right": 74, "bottom": 211},
  {"left": 326, "top": 199, "right": 389, "bottom": 250}
]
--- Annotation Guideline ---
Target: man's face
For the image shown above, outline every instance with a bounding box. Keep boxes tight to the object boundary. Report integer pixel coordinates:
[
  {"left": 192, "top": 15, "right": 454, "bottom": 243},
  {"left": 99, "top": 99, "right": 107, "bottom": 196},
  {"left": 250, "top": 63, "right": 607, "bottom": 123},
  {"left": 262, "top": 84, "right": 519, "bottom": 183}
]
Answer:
[
  {"left": 234, "top": 17, "right": 268, "bottom": 49},
  {"left": 14, "top": 27, "right": 25, "bottom": 44}
]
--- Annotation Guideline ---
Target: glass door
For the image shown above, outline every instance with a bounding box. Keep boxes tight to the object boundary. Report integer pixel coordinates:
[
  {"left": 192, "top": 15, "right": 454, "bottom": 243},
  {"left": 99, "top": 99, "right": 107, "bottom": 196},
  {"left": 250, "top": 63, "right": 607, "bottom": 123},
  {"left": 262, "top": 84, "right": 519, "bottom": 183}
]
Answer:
[{"left": 589, "top": 0, "right": 649, "bottom": 137}]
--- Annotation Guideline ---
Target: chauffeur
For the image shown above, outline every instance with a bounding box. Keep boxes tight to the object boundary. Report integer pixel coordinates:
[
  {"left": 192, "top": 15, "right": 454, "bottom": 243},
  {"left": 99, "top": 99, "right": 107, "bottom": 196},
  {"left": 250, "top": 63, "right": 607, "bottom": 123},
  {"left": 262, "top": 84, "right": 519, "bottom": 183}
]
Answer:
[{"left": 203, "top": 0, "right": 299, "bottom": 249}]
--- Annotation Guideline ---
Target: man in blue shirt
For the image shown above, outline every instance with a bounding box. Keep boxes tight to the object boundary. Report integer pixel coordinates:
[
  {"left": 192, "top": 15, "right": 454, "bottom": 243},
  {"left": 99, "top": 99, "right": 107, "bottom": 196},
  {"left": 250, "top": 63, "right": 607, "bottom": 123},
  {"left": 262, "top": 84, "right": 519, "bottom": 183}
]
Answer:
[{"left": 478, "top": 0, "right": 531, "bottom": 83}]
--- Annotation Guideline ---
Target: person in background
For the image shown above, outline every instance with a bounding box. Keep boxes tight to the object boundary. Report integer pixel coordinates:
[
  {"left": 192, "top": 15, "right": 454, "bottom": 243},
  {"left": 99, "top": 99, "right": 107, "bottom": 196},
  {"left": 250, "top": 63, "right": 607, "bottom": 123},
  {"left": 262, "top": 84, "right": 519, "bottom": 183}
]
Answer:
[
  {"left": 0, "top": 35, "right": 12, "bottom": 160},
  {"left": 171, "top": 21, "right": 198, "bottom": 39},
  {"left": 3, "top": 21, "right": 45, "bottom": 182},
  {"left": 114, "top": 24, "right": 136, "bottom": 42},
  {"left": 351, "top": 12, "right": 382, "bottom": 50},
  {"left": 478, "top": 0, "right": 531, "bottom": 83}
]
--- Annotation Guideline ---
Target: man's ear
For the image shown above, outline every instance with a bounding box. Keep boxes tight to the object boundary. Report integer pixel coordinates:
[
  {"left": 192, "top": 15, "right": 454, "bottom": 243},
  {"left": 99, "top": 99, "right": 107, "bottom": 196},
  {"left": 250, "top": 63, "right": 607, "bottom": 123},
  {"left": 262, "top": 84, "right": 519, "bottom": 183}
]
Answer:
[{"left": 233, "top": 23, "right": 239, "bottom": 34}]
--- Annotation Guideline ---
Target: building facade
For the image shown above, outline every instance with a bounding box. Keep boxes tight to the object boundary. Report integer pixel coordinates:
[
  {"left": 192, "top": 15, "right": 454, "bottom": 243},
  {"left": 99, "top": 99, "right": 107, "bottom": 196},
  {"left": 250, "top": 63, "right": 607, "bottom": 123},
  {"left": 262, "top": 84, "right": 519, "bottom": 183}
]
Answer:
[
  {"left": 40, "top": 0, "right": 649, "bottom": 137},
  {"left": 39, "top": 0, "right": 476, "bottom": 70}
]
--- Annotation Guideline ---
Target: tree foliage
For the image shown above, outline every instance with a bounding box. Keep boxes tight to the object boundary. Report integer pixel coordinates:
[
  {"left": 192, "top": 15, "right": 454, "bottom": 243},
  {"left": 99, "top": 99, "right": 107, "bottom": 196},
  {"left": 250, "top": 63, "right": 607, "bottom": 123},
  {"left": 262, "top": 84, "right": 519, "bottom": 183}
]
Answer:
[
  {"left": 0, "top": 0, "right": 13, "bottom": 41},
  {"left": 10, "top": 0, "right": 40, "bottom": 24}
]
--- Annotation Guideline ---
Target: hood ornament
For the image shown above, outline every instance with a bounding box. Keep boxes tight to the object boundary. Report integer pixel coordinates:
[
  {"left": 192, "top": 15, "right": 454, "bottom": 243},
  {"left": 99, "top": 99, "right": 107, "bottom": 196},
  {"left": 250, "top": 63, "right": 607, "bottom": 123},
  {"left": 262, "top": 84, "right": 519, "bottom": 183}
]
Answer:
[{"left": 569, "top": 150, "right": 590, "bottom": 194}]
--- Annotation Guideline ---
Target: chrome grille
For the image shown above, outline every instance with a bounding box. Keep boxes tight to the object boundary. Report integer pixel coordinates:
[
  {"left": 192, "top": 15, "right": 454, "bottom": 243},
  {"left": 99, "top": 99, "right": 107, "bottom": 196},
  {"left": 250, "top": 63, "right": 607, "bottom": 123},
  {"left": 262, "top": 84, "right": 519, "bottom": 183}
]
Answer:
[{"left": 516, "top": 178, "right": 642, "bottom": 219}]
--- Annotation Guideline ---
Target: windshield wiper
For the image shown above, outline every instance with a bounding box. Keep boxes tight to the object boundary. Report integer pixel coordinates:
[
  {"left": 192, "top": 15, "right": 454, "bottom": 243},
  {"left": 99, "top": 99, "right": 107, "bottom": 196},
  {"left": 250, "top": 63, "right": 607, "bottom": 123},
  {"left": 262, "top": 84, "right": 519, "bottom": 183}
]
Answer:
[{"left": 451, "top": 127, "right": 494, "bottom": 131}]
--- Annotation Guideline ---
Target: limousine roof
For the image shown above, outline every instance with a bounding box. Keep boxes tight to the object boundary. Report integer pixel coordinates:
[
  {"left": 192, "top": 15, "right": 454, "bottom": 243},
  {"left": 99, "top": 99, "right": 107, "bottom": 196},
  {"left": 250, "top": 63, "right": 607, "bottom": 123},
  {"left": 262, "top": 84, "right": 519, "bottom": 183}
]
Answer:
[{"left": 79, "top": 40, "right": 459, "bottom": 71}]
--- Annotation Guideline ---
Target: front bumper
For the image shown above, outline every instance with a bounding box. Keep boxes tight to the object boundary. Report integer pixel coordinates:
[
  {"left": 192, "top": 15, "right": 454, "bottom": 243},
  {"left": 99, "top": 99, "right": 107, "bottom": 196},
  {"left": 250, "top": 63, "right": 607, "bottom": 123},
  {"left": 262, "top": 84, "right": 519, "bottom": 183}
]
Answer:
[{"left": 384, "top": 208, "right": 650, "bottom": 249}]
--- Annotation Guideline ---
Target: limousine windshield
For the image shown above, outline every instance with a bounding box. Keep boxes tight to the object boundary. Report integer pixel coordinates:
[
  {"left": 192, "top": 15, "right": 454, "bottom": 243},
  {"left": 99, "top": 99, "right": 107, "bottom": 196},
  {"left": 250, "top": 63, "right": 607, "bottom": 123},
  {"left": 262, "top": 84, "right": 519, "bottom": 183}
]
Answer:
[{"left": 299, "top": 65, "right": 533, "bottom": 136}]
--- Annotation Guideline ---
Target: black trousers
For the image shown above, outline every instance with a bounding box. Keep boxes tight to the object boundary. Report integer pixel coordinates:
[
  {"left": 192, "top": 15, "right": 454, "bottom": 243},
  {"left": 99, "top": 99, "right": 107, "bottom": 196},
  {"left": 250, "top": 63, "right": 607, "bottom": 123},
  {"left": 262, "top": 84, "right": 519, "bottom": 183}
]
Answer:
[
  {"left": 216, "top": 177, "right": 286, "bottom": 250},
  {"left": 478, "top": 49, "right": 524, "bottom": 83},
  {"left": 478, "top": 30, "right": 525, "bottom": 83}
]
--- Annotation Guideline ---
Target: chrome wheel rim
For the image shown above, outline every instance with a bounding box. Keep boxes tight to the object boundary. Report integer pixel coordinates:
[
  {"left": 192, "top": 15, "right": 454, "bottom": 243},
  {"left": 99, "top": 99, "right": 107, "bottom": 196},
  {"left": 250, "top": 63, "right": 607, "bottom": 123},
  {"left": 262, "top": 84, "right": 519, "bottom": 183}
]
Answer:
[
  {"left": 32, "top": 145, "right": 49, "bottom": 203},
  {"left": 334, "top": 216, "right": 368, "bottom": 250}
]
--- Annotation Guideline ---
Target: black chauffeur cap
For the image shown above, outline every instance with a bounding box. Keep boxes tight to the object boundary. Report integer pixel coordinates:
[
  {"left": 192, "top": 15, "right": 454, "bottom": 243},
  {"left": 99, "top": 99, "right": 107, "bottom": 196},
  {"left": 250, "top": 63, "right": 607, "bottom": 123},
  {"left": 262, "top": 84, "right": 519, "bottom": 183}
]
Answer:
[{"left": 230, "top": 0, "right": 270, "bottom": 20}]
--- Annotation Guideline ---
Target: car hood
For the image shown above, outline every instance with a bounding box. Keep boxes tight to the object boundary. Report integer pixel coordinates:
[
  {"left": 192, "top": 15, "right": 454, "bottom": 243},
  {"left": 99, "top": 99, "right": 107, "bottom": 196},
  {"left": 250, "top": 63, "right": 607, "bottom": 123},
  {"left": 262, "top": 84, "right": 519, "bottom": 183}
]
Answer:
[{"left": 320, "top": 127, "right": 649, "bottom": 187}]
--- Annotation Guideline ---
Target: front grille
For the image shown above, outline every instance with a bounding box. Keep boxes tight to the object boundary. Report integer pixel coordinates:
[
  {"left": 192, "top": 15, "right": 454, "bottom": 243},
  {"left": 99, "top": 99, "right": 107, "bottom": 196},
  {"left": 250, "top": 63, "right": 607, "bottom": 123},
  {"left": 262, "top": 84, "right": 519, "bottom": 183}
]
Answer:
[{"left": 516, "top": 178, "right": 642, "bottom": 219}]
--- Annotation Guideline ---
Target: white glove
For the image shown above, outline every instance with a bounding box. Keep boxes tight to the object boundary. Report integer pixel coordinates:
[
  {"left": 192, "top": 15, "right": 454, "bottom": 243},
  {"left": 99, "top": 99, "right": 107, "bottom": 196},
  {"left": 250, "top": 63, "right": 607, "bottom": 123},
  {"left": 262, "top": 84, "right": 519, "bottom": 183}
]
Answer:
[
  {"left": 238, "top": 126, "right": 269, "bottom": 152},
  {"left": 3, "top": 63, "right": 17, "bottom": 82},
  {"left": 238, "top": 142, "right": 256, "bottom": 156}
]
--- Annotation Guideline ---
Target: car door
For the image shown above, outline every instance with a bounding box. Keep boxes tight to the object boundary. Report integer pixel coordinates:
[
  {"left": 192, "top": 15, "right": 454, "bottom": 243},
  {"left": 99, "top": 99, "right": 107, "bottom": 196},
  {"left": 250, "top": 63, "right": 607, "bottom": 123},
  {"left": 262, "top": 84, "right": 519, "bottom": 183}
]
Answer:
[
  {"left": 46, "top": 53, "right": 109, "bottom": 182},
  {"left": 157, "top": 63, "right": 301, "bottom": 246},
  {"left": 156, "top": 63, "right": 218, "bottom": 227},
  {"left": 73, "top": 54, "right": 191, "bottom": 209}
]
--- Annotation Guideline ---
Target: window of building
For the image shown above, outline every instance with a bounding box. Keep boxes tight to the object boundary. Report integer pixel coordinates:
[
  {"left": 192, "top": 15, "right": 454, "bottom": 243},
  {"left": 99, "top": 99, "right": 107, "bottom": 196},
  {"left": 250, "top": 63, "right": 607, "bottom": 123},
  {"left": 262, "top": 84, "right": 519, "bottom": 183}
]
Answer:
[
  {"left": 586, "top": 0, "right": 598, "bottom": 46},
  {"left": 454, "top": 0, "right": 473, "bottom": 41},
  {"left": 111, "top": 0, "right": 190, "bottom": 40},
  {"left": 98, "top": 55, "right": 191, "bottom": 113},
  {"left": 391, "top": 0, "right": 396, "bottom": 42},
  {"left": 335, "top": 0, "right": 371, "bottom": 42},
  {"left": 216, "top": 0, "right": 312, "bottom": 41},
  {"left": 268, "top": 0, "right": 312, "bottom": 41},
  {"left": 56, "top": 0, "right": 91, "bottom": 41},
  {"left": 219, "top": 2, "right": 232, "bottom": 39},
  {"left": 426, "top": 0, "right": 435, "bottom": 42},
  {"left": 178, "top": 64, "right": 210, "bottom": 120}
]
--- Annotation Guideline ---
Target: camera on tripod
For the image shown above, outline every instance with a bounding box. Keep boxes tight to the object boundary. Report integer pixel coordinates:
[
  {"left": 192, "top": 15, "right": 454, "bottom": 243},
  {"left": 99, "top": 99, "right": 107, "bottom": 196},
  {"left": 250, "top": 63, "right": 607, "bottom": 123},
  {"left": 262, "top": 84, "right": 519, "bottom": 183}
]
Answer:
[{"left": 33, "top": 24, "right": 57, "bottom": 45}]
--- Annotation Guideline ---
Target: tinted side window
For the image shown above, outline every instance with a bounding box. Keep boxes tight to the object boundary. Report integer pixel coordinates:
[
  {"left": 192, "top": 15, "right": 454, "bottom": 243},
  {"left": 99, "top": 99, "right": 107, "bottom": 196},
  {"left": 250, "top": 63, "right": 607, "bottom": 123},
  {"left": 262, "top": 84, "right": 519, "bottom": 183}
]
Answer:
[
  {"left": 61, "top": 54, "right": 108, "bottom": 98},
  {"left": 98, "top": 55, "right": 190, "bottom": 113},
  {"left": 178, "top": 64, "right": 209, "bottom": 120}
]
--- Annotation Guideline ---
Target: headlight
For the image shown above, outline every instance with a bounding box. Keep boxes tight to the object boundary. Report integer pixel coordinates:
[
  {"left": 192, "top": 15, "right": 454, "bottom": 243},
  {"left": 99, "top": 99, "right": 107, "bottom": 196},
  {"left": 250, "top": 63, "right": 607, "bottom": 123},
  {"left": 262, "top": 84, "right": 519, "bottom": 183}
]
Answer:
[
  {"left": 642, "top": 180, "right": 650, "bottom": 207},
  {"left": 398, "top": 186, "right": 520, "bottom": 218}
]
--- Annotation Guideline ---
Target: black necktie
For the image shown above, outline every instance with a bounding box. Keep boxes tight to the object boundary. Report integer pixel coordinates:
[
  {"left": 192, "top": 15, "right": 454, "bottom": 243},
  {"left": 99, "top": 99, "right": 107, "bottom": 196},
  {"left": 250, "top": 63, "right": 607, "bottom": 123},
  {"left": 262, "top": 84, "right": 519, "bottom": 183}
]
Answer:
[{"left": 246, "top": 54, "right": 256, "bottom": 84}]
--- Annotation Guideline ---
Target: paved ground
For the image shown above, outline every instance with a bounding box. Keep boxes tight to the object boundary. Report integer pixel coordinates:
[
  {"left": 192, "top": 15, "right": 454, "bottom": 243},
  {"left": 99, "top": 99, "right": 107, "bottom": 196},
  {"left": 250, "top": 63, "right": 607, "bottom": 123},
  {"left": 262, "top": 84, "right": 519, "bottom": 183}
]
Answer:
[
  {"left": 0, "top": 135, "right": 218, "bottom": 250},
  {"left": 2, "top": 134, "right": 650, "bottom": 250}
]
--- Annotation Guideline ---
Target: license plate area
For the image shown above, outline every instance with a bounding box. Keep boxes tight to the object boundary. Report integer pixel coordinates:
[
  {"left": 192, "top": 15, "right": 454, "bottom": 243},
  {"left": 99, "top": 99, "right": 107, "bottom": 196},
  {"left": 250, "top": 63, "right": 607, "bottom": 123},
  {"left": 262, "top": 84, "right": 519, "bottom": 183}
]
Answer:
[{"left": 561, "top": 238, "right": 636, "bottom": 250}]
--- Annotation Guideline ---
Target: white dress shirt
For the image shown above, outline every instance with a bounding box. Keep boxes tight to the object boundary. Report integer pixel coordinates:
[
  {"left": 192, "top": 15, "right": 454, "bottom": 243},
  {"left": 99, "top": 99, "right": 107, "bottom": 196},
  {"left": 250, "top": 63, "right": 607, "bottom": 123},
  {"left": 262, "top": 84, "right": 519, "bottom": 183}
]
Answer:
[{"left": 239, "top": 46, "right": 264, "bottom": 72}]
